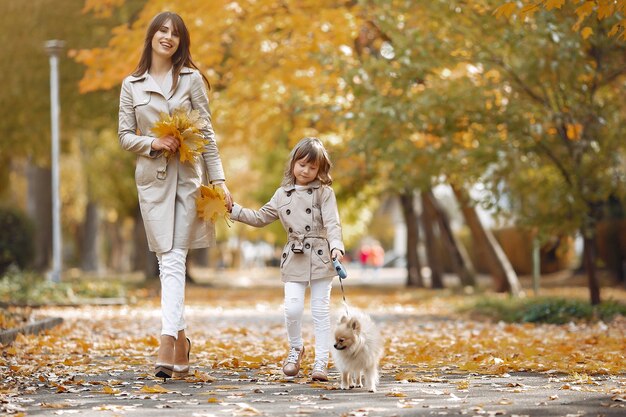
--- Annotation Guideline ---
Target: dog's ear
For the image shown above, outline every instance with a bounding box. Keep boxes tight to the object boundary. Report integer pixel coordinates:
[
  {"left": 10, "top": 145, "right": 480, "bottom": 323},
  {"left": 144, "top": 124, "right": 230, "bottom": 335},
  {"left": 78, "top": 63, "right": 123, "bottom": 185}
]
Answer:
[{"left": 348, "top": 318, "right": 361, "bottom": 333}]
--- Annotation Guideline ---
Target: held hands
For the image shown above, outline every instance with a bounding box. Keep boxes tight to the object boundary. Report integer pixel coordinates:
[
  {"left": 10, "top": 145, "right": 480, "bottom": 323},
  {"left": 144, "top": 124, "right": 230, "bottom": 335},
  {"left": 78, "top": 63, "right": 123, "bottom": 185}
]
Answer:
[
  {"left": 152, "top": 135, "right": 180, "bottom": 153},
  {"left": 214, "top": 182, "right": 233, "bottom": 212}
]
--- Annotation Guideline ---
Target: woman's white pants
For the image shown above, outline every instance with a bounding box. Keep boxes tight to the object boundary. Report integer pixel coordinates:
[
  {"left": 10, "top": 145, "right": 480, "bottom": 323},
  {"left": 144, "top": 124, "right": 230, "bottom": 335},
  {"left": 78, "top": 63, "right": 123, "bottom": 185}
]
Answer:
[
  {"left": 284, "top": 277, "right": 333, "bottom": 365},
  {"left": 156, "top": 248, "right": 188, "bottom": 338}
]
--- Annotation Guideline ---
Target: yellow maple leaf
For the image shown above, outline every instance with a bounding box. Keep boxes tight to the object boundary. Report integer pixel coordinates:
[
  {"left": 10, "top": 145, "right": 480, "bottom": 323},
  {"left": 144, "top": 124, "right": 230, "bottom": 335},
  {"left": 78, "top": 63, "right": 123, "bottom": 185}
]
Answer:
[
  {"left": 597, "top": 0, "right": 616, "bottom": 20},
  {"left": 520, "top": 4, "right": 541, "bottom": 19},
  {"left": 573, "top": 1, "right": 595, "bottom": 31},
  {"left": 151, "top": 108, "right": 209, "bottom": 163},
  {"left": 544, "top": 0, "right": 566, "bottom": 11},
  {"left": 140, "top": 385, "right": 170, "bottom": 393},
  {"left": 493, "top": 2, "right": 517, "bottom": 18},
  {"left": 100, "top": 385, "right": 121, "bottom": 394},
  {"left": 581, "top": 26, "right": 593, "bottom": 39},
  {"left": 196, "top": 185, "right": 230, "bottom": 224}
]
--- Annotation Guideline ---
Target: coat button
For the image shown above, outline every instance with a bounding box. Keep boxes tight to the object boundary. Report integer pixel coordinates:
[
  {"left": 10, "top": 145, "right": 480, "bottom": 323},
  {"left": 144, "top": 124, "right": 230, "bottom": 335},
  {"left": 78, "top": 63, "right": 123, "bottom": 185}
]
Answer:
[
  {"left": 286, "top": 209, "right": 291, "bottom": 215},
  {"left": 307, "top": 189, "right": 312, "bottom": 194},
  {"left": 317, "top": 249, "right": 323, "bottom": 255},
  {"left": 305, "top": 243, "right": 311, "bottom": 249},
  {"left": 282, "top": 253, "right": 287, "bottom": 259},
  {"left": 287, "top": 191, "right": 292, "bottom": 197},
  {"left": 306, "top": 208, "right": 311, "bottom": 214},
  {"left": 305, "top": 225, "right": 310, "bottom": 231}
]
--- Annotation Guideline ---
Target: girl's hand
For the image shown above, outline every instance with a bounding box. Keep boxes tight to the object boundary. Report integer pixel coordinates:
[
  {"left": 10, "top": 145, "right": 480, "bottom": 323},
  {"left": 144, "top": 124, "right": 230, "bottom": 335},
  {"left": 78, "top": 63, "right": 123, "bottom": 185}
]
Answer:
[
  {"left": 152, "top": 135, "right": 180, "bottom": 153},
  {"left": 215, "top": 182, "right": 233, "bottom": 211},
  {"left": 331, "top": 249, "right": 344, "bottom": 261}
]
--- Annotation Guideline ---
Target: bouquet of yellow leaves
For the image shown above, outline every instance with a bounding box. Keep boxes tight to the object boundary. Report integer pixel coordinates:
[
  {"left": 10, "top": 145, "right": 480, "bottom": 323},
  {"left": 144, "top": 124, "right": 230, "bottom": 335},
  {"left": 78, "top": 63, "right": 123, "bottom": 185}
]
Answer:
[
  {"left": 196, "top": 185, "right": 231, "bottom": 225},
  {"left": 152, "top": 108, "right": 208, "bottom": 163}
]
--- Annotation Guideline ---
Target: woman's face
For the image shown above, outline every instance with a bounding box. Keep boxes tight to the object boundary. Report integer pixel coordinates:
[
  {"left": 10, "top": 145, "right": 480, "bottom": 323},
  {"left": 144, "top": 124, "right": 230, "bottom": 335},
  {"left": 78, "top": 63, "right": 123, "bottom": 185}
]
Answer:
[{"left": 151, "top": 19, "right": 180, "bottom": 61}]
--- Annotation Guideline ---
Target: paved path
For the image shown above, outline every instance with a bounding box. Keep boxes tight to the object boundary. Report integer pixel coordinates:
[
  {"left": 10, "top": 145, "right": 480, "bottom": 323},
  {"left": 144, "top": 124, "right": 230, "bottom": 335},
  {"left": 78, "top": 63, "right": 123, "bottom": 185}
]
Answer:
[
  {"left": 6, "top": 368, "right": 625, "bottom": 416},
  {"left": 3, "top": 267, "right": 625, "bottom": 416}
]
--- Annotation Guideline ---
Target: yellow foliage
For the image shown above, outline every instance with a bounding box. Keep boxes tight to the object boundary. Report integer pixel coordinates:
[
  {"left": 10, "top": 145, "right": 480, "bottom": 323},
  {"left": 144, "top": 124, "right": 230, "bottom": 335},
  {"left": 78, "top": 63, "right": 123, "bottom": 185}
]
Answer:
[
  {"left": 520, "top": 4, "right": 541, "bottom": 19},
  {"left": 566, "top": 123, "right": 583, "bottom": 140},
  {"left": 151, "top": 108, "right": 208, "bottom": 163},
  {"left": 493, "top": 2, "right": 517, "bottom": 18},
  {"left": 82, "top": 0, "right": 125, "bottom": 18},
  {"left": 597, "top": 0, "right": 616, "bottom": 19},
  {"left": 581, "top": 26, "right": 593, "bottom": 39},
  {"left": 196, "top": 184, "right": 230, "bottom": 224},
  {"left": 497, "top": 0, "right": 626, "bottom": 38},
  {"left": 545, "top": 0, "right": 566, "bottom": 10}
]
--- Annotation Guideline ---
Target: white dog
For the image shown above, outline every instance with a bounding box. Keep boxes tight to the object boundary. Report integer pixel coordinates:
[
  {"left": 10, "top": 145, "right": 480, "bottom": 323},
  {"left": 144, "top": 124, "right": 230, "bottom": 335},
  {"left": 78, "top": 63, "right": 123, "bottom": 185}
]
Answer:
[{"left": 331, "top": 310, "right": 383, "bottom": 392}]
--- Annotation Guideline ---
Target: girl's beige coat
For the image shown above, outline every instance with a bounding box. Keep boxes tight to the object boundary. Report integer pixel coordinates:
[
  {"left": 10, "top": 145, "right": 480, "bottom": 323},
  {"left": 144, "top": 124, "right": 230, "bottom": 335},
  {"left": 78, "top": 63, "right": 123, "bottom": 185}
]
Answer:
[
  {"left": 118, "top": 67, "right": 225, "bottom": 253},
  {"left": 230, "top": 181, "right": 345, "bottom": 282}
]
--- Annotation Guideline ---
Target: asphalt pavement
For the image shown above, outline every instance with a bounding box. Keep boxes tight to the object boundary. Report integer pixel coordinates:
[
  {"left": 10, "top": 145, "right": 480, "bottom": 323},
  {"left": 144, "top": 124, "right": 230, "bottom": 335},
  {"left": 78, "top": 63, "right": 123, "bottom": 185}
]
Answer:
[{"left": 5, "top": 367, "right": 625, "bottom": 416}]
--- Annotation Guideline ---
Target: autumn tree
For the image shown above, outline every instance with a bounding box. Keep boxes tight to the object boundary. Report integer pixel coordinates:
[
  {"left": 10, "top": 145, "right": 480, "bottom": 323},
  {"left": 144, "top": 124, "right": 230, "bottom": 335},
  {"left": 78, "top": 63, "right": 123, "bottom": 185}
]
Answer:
[
  {"left": 0, "top": 0, "right": 148, "bottom": 273},
  {"left": 496, "top": 0, "right": 626, "bottom": 39},
  {"left": 477, "top": 1, "right": 626, "bottom": 303}
]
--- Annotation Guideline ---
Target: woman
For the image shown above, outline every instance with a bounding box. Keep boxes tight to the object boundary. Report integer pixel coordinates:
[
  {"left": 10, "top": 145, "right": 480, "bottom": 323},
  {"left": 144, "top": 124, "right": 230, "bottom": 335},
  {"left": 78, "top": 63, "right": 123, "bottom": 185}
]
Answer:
[{"left": 118, "top": 11, "right": 232, "bottom": 380}]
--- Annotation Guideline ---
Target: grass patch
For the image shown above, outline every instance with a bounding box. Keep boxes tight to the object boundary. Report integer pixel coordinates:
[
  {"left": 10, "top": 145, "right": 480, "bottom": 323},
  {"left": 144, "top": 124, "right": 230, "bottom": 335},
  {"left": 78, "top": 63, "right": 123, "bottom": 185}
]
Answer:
[
  {"left": 0, "top": 269, "right": 127, "bottom": 306},
  {"left": 466, "top": 296, "right": 626, "bottom": 324}
]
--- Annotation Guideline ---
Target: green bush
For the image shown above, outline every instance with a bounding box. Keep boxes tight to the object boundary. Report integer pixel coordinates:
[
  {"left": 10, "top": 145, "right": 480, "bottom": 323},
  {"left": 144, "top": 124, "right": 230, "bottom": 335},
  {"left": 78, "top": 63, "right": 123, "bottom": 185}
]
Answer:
[
  {"left": 0, "top": 270, "right": 127, "bottom": 305},
  {"left": 469, "top": 296, "right": 626, "bottom": 324},
  {"left": 0, "top": 207, "right": 34, "bottom": 275}
]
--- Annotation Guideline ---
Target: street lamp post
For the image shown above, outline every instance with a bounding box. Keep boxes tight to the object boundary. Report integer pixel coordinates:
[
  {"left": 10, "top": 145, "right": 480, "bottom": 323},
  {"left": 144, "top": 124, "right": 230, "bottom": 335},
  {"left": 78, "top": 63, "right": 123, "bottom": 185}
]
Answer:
[{"left": 44, "top": 39, "right": 65, "bottom": 283}]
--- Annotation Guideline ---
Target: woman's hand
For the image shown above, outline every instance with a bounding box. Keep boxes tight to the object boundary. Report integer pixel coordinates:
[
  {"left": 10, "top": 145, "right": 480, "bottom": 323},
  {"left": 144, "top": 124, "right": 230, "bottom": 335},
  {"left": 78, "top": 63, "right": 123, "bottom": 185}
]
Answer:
[
  {"left": 215, "top": 182, "right": 233, "bottom": 212},
  {"left": 151, "top": 135, "right": 180, "bottom": 153},
  {"left": 331, "top": 248, "right": 344, "bottom": 261}
]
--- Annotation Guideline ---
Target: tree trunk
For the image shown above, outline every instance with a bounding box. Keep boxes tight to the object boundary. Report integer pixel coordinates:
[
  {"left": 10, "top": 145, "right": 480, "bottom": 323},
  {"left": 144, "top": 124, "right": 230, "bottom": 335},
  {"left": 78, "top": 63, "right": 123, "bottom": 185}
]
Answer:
[
  {"left": 399, "top": 191, "right": 423, "bottom": 287},
  {"left": 425, "top": 190, "right": 476, "bottom": 287},
  {"left": 26, "top": 163, "right": 52, "bottom": 272},
  {"left": 80, "top": 200, "right": 99, "bottom": 272},
  {"left": 452, "top": 185, "right": 522, "bottom": 296},
  {"left": 583, "top": 235, "right": 601, "bottom": 305},
  {"left": 420, "top": 190, "right": 444, "bottom": 289},
  {"left": 582, "top": 212, "right": 601, "bottom": 305},
  {"left": 133, "top": 204, "right": 158, "bottom": 280}
]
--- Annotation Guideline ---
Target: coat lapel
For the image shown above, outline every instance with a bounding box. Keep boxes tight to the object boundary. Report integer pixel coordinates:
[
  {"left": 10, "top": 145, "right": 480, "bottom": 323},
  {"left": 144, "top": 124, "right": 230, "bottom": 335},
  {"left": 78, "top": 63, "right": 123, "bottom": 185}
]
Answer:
[
  {"left": 167, "top": 67, "right": 194, "bottom": 100},
  {"left": 129, "top": 72, "right": 164, "bottom": 97}
]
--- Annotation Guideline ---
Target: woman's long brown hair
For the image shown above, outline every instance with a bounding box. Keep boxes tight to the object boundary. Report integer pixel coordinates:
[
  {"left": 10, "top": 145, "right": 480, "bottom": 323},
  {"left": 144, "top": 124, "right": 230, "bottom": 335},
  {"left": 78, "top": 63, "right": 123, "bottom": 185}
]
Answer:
[{"left": 131, "top": 11, "right": 210, "bottom": 91}]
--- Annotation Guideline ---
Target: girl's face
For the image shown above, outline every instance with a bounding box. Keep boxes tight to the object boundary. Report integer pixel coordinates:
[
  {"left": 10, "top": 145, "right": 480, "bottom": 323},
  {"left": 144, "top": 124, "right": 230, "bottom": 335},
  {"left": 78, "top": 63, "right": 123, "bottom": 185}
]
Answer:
[
  {"left": 293, "top": 157, "right": 320, "bottom": 186},
  {"left": 151, "top": 19, "right": 180, "bottom": 61}
]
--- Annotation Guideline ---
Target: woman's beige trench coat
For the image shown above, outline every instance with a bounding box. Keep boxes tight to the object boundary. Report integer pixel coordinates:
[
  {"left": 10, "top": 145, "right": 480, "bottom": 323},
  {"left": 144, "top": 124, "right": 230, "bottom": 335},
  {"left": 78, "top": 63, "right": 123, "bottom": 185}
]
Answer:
[
  {"left": 118, "top": 67, "right": 225, "bottom": 253},
  {"left": 230, "top": 180, "right": 345, "bottom": 283}
]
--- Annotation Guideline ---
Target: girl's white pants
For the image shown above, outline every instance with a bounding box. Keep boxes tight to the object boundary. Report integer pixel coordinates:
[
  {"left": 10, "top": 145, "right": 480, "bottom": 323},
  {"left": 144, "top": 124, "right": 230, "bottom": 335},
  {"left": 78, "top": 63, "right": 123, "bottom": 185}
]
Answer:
[
  {"left": 156, "top": 248, "right": 188, "bottom": 338},
  {"left": 284, "top": 277, "right": 333, "bottom": 365}
]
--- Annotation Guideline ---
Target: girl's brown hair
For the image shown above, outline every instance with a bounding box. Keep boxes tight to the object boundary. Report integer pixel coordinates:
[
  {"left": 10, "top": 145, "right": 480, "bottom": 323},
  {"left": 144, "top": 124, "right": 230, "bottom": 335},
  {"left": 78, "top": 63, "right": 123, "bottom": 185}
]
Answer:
[
  {"left": 132, "top": 11, "right": 210, "bottom": 91},
  {"left": 281, "top": 137, "right": 333, "bottom": 187}
]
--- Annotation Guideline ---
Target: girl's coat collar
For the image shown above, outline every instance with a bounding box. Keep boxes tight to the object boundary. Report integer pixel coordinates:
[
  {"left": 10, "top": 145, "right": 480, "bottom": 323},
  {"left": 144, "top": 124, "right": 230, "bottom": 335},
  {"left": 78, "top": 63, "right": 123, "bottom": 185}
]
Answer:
[{"left": 282, "top": 180, "right": 321, "bottom": 192}]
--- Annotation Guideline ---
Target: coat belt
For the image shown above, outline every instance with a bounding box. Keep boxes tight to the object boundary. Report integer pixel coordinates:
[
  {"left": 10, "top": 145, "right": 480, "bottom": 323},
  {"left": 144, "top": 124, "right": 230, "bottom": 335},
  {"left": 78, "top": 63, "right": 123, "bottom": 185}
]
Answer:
[{"left": 288, "top": 230, "right": 327, "bottom": 253}]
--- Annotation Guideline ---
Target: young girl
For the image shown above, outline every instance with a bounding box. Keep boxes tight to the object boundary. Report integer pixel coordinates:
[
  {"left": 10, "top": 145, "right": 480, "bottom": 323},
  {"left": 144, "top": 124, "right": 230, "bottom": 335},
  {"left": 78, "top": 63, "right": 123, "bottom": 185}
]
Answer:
[
  {"left": 118, "top": 11, "right": 232, "bottom": 380},
  {"left": 230, "top": 137, "right": 345, "bottom": 381}
]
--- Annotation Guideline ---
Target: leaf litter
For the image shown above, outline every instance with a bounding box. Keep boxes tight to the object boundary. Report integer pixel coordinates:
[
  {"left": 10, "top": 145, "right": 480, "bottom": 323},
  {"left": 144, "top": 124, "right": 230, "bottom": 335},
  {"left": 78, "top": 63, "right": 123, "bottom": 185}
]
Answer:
[{"left": 1, "top": 285, "right": 624, "bottom": 415}]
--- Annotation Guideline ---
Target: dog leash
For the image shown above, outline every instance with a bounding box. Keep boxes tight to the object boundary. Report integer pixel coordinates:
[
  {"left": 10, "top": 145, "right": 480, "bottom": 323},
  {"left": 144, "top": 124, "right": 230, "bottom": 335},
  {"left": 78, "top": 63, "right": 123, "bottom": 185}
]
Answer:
[{"left": 338, "top": 275, "right": 350, "bottom": 317}]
